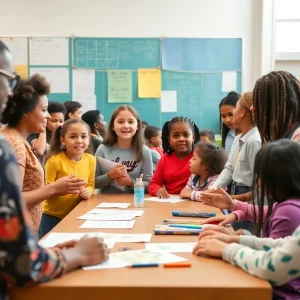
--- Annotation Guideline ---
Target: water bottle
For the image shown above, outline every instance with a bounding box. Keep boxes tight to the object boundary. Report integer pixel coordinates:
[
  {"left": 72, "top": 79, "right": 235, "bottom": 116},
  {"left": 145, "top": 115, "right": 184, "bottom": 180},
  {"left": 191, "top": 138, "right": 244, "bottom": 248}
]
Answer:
[{"left": 134, "top": 177, "right": 144, "bottom": 208}]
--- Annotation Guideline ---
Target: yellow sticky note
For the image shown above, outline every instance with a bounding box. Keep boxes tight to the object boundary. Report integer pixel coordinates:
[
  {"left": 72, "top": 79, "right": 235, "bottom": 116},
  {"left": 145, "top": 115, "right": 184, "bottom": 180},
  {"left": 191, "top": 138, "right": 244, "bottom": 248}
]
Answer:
[
  {"left": 14, "top": 65, "right": 28, "bottom": 79},
  {"left": 138, "top": 68, "right": 161, "bottom": 98}
]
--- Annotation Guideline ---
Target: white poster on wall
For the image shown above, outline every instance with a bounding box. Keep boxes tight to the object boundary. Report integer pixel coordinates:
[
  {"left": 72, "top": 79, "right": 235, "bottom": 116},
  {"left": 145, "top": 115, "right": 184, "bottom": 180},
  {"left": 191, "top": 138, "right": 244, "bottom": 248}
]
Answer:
[
  {"left": 73, "top": 69, "right": 95, "bottom": 97},
  {"left": 161, "top": 90, "right": 177, "bottom": 112},
  {"left": 1, "top": 37, "right": 28, "bottom": 65},
  {"left": 29, "top": 37, "right": 69, "bottom": 66},
  {"left": 29, "top": 67, "right": 69, "bottom": 93},
  {"left": 222, "top": 71, "right": 237, "bottom": 92}
]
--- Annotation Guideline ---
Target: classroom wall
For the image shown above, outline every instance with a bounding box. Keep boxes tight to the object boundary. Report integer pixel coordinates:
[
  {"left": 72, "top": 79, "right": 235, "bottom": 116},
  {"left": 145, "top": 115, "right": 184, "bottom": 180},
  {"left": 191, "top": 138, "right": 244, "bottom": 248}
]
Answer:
[{"left": 0, "top": 0, "right": 262, "bottom": 92}]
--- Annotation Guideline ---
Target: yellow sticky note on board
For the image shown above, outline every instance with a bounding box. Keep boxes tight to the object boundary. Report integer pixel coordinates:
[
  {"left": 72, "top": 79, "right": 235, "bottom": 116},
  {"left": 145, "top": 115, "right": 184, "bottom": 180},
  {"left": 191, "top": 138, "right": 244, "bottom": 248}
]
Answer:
[
  {"left": 14, "top": 65, "right": 28, "bottom": 79},
  {"left": 138, "top": 68, "right": 161, "bottom": 98}
]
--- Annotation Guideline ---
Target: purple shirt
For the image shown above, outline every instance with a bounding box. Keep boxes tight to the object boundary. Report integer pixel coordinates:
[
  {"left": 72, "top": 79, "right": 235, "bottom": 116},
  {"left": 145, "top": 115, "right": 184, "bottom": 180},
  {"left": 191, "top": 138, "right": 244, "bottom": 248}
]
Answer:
[{"left": 264, "top": 199, "right": 300, "bottom": 300}]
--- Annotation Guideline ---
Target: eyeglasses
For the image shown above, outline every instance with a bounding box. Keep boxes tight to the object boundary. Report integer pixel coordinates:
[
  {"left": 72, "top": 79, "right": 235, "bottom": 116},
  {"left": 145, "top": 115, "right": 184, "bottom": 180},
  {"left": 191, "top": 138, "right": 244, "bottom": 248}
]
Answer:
[{"left": 0, "top": 68, "right": 20, "bottom": 91}]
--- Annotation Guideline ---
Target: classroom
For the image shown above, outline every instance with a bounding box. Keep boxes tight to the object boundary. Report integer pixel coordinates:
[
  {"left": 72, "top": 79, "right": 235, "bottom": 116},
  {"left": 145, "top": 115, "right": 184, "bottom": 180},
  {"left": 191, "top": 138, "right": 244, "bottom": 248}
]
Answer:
[{"left": 1, "top": 1, "right": 300, "bottom": 300}]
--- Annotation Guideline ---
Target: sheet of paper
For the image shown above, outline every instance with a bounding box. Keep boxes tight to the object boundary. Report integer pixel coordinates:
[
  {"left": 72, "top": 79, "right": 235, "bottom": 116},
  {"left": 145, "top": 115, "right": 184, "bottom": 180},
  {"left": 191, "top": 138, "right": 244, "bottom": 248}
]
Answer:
[
  {"left": 79, "top": 220, "right": 135, "bottom": 229},
  {"left": 2, "top": 37, "right": 28, "bottom": 65},
  {"left": 79, "top": 209, "right": 144, "bottom": 220},
  {"left": 161, "top": 90, "right": 177, "bottom": 112},
  {"left": 97, "top": 157, "right": 125, "bottom": 191},
  {"left": 83, "top": 255, "right": 129, "bottom": 270},
  {"left": 97, "top": 202, "right": 131, "bottom": 208},
  {"left": 108, "top": 70, "right": 132, "bottom": 103},
  {"left": 29, "top": 67, "right": 69, "bottom": 93},
  {"left": 96, "top": 232, "right": 152, "bottom": 243},
  {"left": 138, "top": 68, "right": 161, "bottom": 98},
  {"left": 29, "top": 37, "right": 69, "bottom": 66},
  {"left": 73, "top": 69, "right": 95, "bottom": 97},
  {"left": 73, "top": 95, "right": 97, "bottom": 113},
  {"left": 87, "top": 209, "right": 144, "bottom": 217},
  {"left": 83, "top": 249, "right": 186, "bottom": 270},
  {"left": 38, "top": 232, "right": 115, "bottom": 249},
  {"left": 145, "top": 242, "right": 197, "bottom": 253},
  {"left": 145, "top": 195, "right": 186, "bottom": 203},
  {"left": 14, "top": 65, "right": 28, "bottom": 79},
  {"left": 222, "top": 71, "right": 237, "bottom": 92}
]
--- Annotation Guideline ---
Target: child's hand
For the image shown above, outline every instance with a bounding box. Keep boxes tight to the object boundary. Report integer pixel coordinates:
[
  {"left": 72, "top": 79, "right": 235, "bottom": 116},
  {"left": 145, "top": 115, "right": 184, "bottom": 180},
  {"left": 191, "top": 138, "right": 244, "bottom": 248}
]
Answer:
[
  {"left": 115, "top": 174, "right": 133, "bottom": 187},
  {"left": 79, "top": 188, "right": 90, "bottom": 200},
  {"left": 156, "top": 187, "right": 169, "bottom": 199},
  {"left": 108, "top": 164, "right": 127, "bottom": 180},
  {"left": 201, "top": 225, "right": 240, "bottom": 236},
  {"left": 180, "top": 189, "right": 192, "bottom": 199},
  {"left": 198, "top": 229, "right": 240, "bottom": 244},
  {"left": 200, "top": 214, "right": 237, "bottom": 226},
  {"left": 193, "top": 238, "right": 228, "bottom": 258},
  {"left": 199, "top": 186, "right": 234, "bottom": 209}
]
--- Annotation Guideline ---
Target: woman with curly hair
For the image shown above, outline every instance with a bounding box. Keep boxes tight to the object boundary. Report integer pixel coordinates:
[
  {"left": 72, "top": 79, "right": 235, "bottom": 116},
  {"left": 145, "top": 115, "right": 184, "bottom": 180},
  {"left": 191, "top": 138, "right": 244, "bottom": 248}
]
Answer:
[{"left": 0, "top": 74, "right": 87, "bottom": 232}]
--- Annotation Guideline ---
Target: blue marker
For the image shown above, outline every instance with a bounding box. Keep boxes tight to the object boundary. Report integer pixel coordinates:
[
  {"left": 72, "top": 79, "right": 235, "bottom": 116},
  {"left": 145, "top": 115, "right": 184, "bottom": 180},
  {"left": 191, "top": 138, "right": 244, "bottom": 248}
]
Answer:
[
  {"left": 172, "top": 211, "right": 216, "bottom": 218},
  {"left": 130, "top": 263, "right": 159, "bottom": 268},
  {"left": 169, "top": 224, "right": 203, "bottom": 229}
]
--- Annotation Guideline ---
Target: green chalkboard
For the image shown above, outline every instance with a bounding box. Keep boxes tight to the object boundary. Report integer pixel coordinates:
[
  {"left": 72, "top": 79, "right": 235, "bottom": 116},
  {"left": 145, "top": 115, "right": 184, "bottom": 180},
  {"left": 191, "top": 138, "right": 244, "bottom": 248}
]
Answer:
[{"left": 73, "top": 38, "right": 161, "bottom": 69}]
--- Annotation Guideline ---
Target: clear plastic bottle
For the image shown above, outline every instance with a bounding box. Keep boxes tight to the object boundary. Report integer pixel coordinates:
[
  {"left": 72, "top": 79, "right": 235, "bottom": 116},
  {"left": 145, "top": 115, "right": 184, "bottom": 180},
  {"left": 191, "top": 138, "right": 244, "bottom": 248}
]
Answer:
[{"left": 134, "top": 177, "right": 144, "bottom": 208}]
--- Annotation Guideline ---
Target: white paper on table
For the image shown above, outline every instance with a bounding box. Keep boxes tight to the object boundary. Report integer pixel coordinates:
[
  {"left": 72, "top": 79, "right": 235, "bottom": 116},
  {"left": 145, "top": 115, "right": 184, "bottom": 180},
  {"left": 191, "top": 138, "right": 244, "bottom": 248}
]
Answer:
[
  {"left": 38, "top": 232, "right": 115, "bottom": 249},
  {"left": 145, "top": 195, "right": 186, "bottom": 203},
  {"left": 73, "top": 69, "right": 95, "bottom": 97},
  {"left": 73, "top": 95, "right": 97, "bottom": 113},
  {"left": 145, "top": 242, "right": 197, "bottom": 253},
  {"left": 97, "top": 157, "right": 125, "bottom": 191},
  {"left": 97, "top": 202, "right": 130, "bottom": 208},
  {"left": 2, "top": 37, "right": 28, "bottom": 65},
  {"left": 81, "top": 209, "right": 144, "bottom": 220},
  {"left": 29, "top": 37, "right": 69, "bottom": 66},
  {"left": 29, "top": 67, "right": 69, "bottom": 93},
  {"left": 222, "top": 71, "right": 237, "bottom": 92},
  {"left": 83, "top": 249, "right": 186, "bottom": 270},
  {"left": 161, "top": 91, "right": 177, "bottom": 112},
  {"left": 79, "top": 220, "right": 135, "bottom": 229},
  {"left": 96, "top": 232, "right": 152, "bottom": 243},
  {"left": 83, "top": 255, "right": 129, "bottom": 270}
]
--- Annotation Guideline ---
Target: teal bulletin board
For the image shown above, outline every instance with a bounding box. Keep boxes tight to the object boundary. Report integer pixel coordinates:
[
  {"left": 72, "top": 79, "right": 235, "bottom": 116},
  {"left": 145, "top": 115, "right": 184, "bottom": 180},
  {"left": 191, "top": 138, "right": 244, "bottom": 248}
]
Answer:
[
  {"left": 7, "top": 37, "right": 242, "bottom": 133},
  {"left": 72, "top": 37, "right": 242, "bottom": 133}
]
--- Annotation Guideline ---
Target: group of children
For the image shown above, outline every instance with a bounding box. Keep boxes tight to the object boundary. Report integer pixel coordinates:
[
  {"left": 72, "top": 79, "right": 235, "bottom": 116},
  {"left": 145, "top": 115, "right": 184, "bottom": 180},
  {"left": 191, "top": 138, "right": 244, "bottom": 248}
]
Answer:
[{"left": 2, "top": 67, "right": 300, "bottom": 299}]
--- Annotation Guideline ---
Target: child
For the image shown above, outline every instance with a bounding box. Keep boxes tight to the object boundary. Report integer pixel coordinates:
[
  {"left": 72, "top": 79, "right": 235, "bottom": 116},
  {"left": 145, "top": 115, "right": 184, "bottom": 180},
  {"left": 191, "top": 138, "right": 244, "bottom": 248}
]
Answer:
[
  {"left": 180, "top": 142, "right": 227, "bottom": 200},
  {"left": 219, "top": 91, "right": 241, "bottom": 153},
  {"left": 199, "top": 129, "right": 215, "bottom": 143},
  {"left": 144, "top": 125, "right": 163, "bottom": 171},
  {"left": 82, "top": 109, "right": 107, "bottom": 154},
  {"left": 209, "top": 92, "right": 261, "bottom": 230},
  {"left": 95, "top": 105, "right": 153, "bottom": 193},
  {"left": 64, "top": 100, "right": 82, "bottom": 120},
  {"left": 148, "top": 116, "right": 200, "bottom": 198},
  {"left": 39, "top": 119, "right": 96, "bottom": 237},
  {"left": 194, "top": 139, "right": 300, "bottom": 300},
  {"left": 28, "top": 101, "right": 66, "bottom": 160}
]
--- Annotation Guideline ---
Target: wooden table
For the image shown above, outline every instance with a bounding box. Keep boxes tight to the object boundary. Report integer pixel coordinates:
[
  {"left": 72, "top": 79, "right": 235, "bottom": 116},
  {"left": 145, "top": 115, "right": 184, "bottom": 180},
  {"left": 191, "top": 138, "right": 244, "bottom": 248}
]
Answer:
[{"left": 10, "top": 194, "right": 271, "bottom": 300}]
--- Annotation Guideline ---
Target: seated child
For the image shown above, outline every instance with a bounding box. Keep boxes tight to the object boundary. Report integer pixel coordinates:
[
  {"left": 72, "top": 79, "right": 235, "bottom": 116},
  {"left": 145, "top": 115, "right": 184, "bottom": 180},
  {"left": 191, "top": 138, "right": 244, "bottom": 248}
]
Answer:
[
  {"left": 180, "top": 142, "right": 227, "bottom": 200},
  {"left": 144, "top": 125, "right": 163, "bottom": 171},
  {"left": 199, "top": 129, "right": 215, "bottom": 143}
]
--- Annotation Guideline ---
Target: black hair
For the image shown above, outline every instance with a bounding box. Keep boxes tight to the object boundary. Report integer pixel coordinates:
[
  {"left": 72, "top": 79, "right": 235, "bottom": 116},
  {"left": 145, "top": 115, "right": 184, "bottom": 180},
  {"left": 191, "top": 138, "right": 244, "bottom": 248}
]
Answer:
[
  {"left": 194, "top": 142, "right": 227, "bottom": 176},
  {"left": 141, "top": 121, "right": 149, "bottom": 127},
  {"left": 81, "top": 110, "right": 101, "bottom": 133},
  {"left": 48, "top": 101, "right": 67, "bottom": 116},
  {"left": 161, "top": 116, "right": 200, "bottom": 154},
  {"left": 253, "top": 139, "right": 300, "bottom": 236},
  {"left": 46, "top": 119, "right": 92, "bottom": 161},
  {"left": 253, "top": 71, "right": 300, "bottom": 143},
  {"left": 219, "top": 91, "right": 240, "bottom": 148},
  {"left": 64, "top": 100, "right": 82, "bottom": 120},
  {"left": 199, "top": 129, "right": 215, "bottom": 142},
  {"left": 2, "top": 74, "right": 51, "bottom": 126},
  {"left": 144, "top": 125, "right": 161, "bottom": 145},
  {"left": 0, "top": 40, "right": 9, "bottom": 56}
]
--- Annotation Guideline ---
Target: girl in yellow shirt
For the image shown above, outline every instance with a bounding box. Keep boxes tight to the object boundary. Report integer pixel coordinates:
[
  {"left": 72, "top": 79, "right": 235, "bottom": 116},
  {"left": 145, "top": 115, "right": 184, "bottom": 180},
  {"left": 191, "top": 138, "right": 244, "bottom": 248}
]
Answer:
[{"left": 39, "top": 119, "right": 96, "bottom": 238}]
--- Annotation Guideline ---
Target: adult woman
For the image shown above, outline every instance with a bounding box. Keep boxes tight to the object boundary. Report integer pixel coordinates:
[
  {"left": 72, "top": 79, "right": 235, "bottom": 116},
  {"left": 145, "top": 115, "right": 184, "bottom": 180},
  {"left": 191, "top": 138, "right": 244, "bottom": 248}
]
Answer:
[{"left": 1, "top": 75, "right": 87, "bottom": 232}]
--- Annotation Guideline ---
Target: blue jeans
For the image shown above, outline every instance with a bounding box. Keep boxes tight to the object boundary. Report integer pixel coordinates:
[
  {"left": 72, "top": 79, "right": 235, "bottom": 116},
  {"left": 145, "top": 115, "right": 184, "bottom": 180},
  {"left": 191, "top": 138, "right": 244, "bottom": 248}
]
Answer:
[
  {"left": 39, "top": 213, "right": 62, "bottom": 239},
  {"left": 231, "top": 184, "right": 256, "bottom": 233}
]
